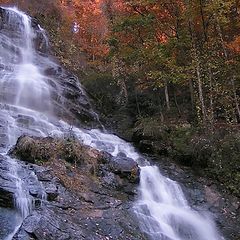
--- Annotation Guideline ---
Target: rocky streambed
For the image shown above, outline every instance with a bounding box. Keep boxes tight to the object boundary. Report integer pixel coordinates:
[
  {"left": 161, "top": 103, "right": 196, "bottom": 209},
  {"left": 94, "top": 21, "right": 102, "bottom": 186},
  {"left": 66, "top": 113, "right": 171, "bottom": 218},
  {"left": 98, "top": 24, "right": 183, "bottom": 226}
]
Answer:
[{"left": 0, "top": 134, "right": 239, "bottom": 240}]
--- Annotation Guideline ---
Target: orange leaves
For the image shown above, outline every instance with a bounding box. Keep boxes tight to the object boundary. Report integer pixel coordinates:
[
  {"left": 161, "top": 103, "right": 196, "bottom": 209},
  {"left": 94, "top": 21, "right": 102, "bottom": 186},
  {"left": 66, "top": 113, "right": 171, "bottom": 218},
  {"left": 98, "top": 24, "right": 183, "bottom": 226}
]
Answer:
[
  {"left": 58, "top": 0, "right": 110, "bottom": 60},
  {"left": 228, "top": 36, "right": 240, "bottom": 53},
  {"left": 56, "top": 0, "right": 187, "bottom": 60}
]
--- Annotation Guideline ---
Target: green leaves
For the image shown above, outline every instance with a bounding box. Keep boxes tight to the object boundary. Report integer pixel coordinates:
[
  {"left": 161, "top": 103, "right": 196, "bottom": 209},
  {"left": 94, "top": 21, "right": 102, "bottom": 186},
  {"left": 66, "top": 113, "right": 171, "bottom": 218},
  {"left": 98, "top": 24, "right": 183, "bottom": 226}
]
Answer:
[{"left": 118, "top": 14, "right": 153, "bottom": 30}]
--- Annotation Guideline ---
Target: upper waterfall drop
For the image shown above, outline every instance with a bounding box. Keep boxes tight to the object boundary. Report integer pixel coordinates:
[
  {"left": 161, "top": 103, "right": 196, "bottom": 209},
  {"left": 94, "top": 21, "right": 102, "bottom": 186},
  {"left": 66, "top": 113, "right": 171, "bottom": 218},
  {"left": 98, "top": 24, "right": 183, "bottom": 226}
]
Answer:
[
  {"left": 7, "top": 7, "right": 34, "bottom": 62},
  {"left": 0, "top": 7, "right": 51, "bottom": 112},
  {"left": 0, "top": 6, "right": 98, "bottom": 127}
]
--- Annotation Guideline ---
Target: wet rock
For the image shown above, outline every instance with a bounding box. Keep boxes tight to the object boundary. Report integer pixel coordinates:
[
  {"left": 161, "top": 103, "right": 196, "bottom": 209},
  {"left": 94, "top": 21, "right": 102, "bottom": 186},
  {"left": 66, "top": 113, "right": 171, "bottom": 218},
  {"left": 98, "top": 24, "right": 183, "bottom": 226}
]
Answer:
[
  {"left": 35, "top": 169, "right": 53, "bottom": 182},
  {"left": 13, "top": 189, "right": 146, "bottom": 240},
  {"left": 0, "top": 188, "right": 14, "bottom": 208},
  {"left": 0, "top": 8, "right": 8, "bottom": 30},
  {"left": 45, "top": 183, "right": 58, "bottom": 201},
  {"left": 18, "top": 211, "right": 82, "bottom": 240},
  {"left": 0, "top": 208, "right": 22, "bottom": 240},
  {"left": 0, "top": 115, "right": 10, "bottom": 151},
  {"left": 44, "top": 67, "right": 58, "bottom": 76},
  {"left": 0, "top": 133, "right": 8, "bottom": 151},
  {"left": 0, "top": 155, "right": 15, "bottom": 208},
  {"left": 49, "top": 69, "right": 99, "bottom": 128},
  {"left": 15, "top": 204, "right": 145, "bottom": 240},
  {"left": 204, "top": 186, "right": 221, "bottom": 207},
  {"left": 108, "top": 156, "right": 140, "bottom": 183}
]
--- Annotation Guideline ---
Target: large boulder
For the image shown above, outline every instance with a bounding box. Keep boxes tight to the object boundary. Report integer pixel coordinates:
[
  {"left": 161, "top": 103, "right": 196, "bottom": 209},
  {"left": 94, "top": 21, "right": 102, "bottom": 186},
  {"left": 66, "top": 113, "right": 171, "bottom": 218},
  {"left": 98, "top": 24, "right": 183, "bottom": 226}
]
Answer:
[
  {"left": 9, "top": 135, "right": 103, "bottom": 166},
  {"left": 109, "top": 155, "right": 140, "bottom": 183}
]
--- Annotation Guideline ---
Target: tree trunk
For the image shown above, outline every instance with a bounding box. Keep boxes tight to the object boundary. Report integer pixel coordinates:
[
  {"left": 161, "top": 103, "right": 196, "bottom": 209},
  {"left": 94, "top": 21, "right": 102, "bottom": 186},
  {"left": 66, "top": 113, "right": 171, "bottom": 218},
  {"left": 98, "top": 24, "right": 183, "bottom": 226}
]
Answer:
[
  {"left": 158, "top": 94, "right": 164, "bottom": 122},
  {"left": 165, "top": 80, "right": 170, "bottom": 111},
  {"left": 196, "top": 58, "right": 207, "bottom": 123},
  {"left": 199, "top": 0, "right": 208, "bottom": 42},
  {"left": 135, "top": 89, "right": 141, "bottom": 117},
  {"left": 121, "top": 79, "right": 128, "bottom": 105},
  {"left": 112, "top": 57, "right": 128, "bottom": 106},
  {"left": 174, "top": 88, "right": 181, "bottom": 115},
  {"left": 189, "top": 79, "right": 195, "bottom": 111},
  {"left": 208, "top": 67, "right": 214, "bottom": 125},
  {"left": 188, "top": 17, "right": 207, "bottom": 124}
]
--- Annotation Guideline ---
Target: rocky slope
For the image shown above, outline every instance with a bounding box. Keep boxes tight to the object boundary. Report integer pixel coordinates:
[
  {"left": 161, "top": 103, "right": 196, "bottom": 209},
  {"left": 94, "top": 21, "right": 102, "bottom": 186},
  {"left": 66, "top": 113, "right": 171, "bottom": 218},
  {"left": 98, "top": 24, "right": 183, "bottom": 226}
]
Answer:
[
  {"left": 3, "top": 136, "right": 146, "bottom": 240},
  {"left": 1, "top": 135, "right": 239, "bottom": 239}
]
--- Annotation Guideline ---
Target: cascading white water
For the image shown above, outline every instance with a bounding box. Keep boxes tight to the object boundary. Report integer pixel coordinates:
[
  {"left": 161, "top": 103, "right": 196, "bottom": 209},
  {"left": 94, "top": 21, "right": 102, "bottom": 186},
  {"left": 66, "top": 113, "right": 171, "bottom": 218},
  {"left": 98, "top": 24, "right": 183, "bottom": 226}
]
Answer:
[
  {"left": 135, "top": 166, "right": 223, "bottom": 240},
  {"left": 0, "top": 7, "right": 52, "bottom": 239},
  {"left": 66, "top": 128, "right": 223, "bottom": 240},
  {"left": 8, "top": 7, "right": 33, "bottom": 62},
  {"left": 0, "top": 7, "right": 51, "bottom": 112},
  {"left": 0, "top": 6, "right": 224, "bottom": 240},
  {"left": 8, "top": 159, "right": 32, "bottom": 218}
]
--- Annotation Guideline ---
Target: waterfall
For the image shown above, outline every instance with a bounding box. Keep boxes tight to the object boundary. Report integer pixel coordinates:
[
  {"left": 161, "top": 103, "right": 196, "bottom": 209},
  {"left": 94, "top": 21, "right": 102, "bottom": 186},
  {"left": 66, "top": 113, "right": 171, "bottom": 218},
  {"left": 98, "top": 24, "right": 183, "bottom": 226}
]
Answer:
[
  {"left": 0, "top": 6, "right": 223, "bottom": 240},
  {"left": 0, "top": 6, "right": 54, "bottom": 239}
]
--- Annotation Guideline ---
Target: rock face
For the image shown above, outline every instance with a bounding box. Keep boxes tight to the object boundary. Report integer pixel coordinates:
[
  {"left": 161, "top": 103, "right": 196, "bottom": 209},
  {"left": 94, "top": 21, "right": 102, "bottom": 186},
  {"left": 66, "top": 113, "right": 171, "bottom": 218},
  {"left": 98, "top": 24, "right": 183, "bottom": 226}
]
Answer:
[
  {"left": 108, "top": 155, "right": 140, "bottom": 184},
  {"left": 46, "top": 68, "right": 99, "bottom": 127},
  {"left": 10, "top": 136, "right": 145, "bottom": 240},
  {"left": 0, "top": 157, "right": 15, "bottom": 208}
]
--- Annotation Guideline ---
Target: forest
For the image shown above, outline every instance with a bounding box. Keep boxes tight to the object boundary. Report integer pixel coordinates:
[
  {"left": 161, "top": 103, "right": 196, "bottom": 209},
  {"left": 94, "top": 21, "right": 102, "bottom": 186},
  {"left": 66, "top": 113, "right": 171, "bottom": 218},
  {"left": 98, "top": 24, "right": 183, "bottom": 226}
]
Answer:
[
  {"left": 1, "top": 0, "right": 240, "bottom": 196},
  {"left": 2, "top": 0, "right": 239, "bottom": 125}
]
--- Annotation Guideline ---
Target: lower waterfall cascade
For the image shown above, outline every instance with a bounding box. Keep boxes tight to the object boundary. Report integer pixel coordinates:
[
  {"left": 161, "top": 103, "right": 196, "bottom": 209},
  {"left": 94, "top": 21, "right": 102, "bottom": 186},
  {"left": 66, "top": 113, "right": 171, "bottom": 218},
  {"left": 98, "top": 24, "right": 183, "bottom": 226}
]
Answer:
[{"left": 0, "top": 6, "right": 224, "bottom": 240}]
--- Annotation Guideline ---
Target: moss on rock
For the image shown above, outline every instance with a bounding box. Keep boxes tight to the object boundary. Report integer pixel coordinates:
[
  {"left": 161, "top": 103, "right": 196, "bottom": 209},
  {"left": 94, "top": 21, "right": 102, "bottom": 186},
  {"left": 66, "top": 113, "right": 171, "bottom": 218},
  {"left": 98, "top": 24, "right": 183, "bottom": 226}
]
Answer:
[{"left": 9, "top": 135, "right": 104, "bottom": 173}]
